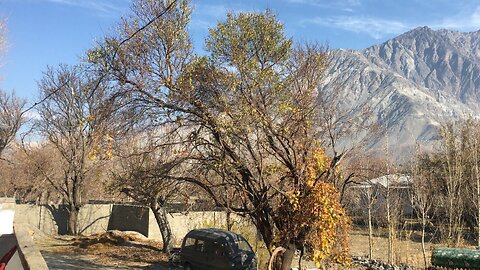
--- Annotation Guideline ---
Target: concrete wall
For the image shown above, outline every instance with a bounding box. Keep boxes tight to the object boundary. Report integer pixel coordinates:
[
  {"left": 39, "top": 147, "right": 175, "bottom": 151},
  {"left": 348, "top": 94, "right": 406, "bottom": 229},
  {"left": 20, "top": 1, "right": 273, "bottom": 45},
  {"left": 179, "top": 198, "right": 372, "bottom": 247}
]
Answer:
[
  {"left": 14, "top": 204, "right": 248, "bottom": 246},
  {"left": 107, "top": 205, "right": 149, "bottom": 237},
  {"left": 15, "top": 204, "right": 113, "bottom": 236},
  {"left": 160, "top": 211, "right": 230, "bottom": 245},
  {"left": 1, "top": 198, "right": 48, "bottom": 270},
  {"left": 14, "top": 223, "right": 49, "bottom": 270}
]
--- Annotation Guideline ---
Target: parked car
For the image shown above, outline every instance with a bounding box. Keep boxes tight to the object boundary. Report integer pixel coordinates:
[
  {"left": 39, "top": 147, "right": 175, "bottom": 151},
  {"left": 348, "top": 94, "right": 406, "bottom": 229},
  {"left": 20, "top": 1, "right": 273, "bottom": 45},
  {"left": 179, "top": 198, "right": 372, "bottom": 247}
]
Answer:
[{"left": 175, "top": 228, "right": 257, "bottom": 270}]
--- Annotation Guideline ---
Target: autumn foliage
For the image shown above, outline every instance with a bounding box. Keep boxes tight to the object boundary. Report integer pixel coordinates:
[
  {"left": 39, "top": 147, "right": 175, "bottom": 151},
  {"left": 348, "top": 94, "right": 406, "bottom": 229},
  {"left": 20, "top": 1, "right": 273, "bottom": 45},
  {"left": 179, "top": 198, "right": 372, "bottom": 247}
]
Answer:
[
  {"left": 87, "top": 1, "right": 352, "bottom": 268},
  {"left": 276, "top": 148, "right": 351, "bottom": 267}
]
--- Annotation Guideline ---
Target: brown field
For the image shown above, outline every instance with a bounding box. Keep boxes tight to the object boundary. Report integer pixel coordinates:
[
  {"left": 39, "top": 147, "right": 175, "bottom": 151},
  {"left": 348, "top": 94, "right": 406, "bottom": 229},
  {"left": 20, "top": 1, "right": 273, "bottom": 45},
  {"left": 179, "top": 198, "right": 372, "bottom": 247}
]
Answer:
[{"left": 348, "top": 226, "right": 479, "bottom": 269}]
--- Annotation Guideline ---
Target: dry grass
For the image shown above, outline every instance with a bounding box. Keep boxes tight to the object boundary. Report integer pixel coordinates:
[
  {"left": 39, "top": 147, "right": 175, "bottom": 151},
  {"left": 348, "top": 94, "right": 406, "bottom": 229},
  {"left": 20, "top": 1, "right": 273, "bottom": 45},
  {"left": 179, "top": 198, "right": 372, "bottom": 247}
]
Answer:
[{"left": 349, "top": 227, "right": 443, "bottom": 268}]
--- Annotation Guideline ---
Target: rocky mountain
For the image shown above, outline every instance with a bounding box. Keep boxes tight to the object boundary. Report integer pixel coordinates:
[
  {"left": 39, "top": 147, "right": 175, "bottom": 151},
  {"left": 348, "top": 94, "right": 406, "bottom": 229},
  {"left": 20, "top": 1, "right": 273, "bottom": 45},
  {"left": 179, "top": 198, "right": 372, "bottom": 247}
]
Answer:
[{"left": 320, "top": 26, "right": 480, "bottom": 162}]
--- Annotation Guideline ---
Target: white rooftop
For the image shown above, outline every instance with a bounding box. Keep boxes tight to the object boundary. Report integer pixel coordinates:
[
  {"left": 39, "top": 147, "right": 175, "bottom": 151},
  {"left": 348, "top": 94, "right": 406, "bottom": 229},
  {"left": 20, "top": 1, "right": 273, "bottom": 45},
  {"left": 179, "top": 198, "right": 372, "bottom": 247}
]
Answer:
[{"left": 356, "top": 174, "right": 412, "bottom": 189}]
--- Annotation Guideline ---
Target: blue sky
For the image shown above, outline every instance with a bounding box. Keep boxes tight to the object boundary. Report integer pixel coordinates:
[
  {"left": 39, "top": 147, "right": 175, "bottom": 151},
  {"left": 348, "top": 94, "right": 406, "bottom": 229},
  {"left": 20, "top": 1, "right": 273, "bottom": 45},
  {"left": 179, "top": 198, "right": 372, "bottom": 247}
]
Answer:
[{"left": 1, "top": 0, "right": 480, "bottom": 104}]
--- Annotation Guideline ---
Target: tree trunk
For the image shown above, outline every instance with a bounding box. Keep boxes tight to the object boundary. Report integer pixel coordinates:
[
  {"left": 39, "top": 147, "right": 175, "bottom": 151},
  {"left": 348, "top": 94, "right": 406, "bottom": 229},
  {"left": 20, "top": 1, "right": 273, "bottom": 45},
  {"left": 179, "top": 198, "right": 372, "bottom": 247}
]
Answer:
[
  {"left": 151, "top": 200, "right": 173, "bottom": 253},
  {"left": 368, "top": 188, "right": 373, "bottom": 260},
  {"left": 226, "top": 210, "right": 233, "bottom": 230},
  {"left": 67, "top": 204, "right": 79, "bottom": 235},
  {"left": 280, "top": 242, "right": 296, "bottom": 270},
  {"left": 298, "top": 245, "right": 304, "bottom": 270},
  {"left": 386, "top": 181, "right": 393, "bottom": 263},
  {"left": 253, "top": 214, "right": 274, "bottom": 253},
  {"left": 421, "top": 212, "right": 427, "bottom": 268},
  {"left": 268, "top": 247, "right": 285, "bottom": 270},
  {"left": 267, "top": 242, "right": 296, "bottom": 270},
  {"left": 478, "top": 185, "right": 480, "bottom": 249},
  {"left": 368, "top": 203, "right": 373, "bottom": 259}
]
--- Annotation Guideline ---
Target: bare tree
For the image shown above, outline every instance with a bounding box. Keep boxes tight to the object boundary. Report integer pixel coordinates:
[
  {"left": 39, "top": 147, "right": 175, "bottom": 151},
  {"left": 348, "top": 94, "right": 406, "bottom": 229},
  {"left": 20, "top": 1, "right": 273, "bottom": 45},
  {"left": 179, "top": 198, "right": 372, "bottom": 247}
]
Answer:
[
  {"left": 469, "top": 124, "right": 480, "bottom": 248},
  {"left": 440, "top": 123, "right": 467, "bottom": 245},
  {"left": 0, "top": 20, "right": 25, "bottom": 158},
  {"left": 409, "top": 153, "right": 435, "bottom": 268},
  {"left": 362, "top": 183, "right": 378, "bottom": 260},
  {"left": 412, "top": 122, "right": 471, "bottom": 246},
  {"left": 0, "top": 90, "right": 25, "bottom": 157},
  {"left": 14, "top": 142, "right": 64, "bottom": 204},
  {"left": 110, "top": 131, "right": 188, "bottom": 252},
  {"left": 317, "top": 85, "right": 376, "bottom": 199},
  {"left": 35, "top": 64, "right": 110, "bottom": 235}
]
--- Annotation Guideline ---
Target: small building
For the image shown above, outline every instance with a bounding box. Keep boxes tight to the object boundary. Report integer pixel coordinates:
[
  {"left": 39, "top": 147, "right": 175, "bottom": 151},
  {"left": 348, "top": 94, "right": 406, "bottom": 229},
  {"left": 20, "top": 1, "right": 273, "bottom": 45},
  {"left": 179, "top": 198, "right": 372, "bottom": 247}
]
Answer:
[{"left": 350, "top": 174, "right": 414, "bottom": 219}]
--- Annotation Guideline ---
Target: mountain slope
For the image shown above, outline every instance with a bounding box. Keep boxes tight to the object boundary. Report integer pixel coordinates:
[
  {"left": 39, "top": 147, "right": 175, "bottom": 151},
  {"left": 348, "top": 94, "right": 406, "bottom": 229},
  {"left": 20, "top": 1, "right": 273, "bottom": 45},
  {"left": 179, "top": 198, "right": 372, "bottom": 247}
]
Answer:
[{"left": 321, "top": 27, "right": 480, "bottom": 161}]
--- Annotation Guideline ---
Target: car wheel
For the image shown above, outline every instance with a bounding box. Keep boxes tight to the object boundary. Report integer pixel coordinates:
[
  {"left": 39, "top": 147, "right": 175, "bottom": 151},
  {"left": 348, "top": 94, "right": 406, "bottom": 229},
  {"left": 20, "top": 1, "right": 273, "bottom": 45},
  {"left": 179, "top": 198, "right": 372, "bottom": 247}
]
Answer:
[{"left": 183, "top": 262, "right": 193, "bottom": 270}]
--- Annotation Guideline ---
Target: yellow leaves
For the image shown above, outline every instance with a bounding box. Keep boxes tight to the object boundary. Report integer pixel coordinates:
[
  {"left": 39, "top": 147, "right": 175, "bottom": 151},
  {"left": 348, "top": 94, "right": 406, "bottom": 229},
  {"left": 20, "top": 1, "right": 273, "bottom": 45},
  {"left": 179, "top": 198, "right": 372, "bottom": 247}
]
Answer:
[
  {"left": 105, "top": 134, "right": 112, "bottom": 160},
  {"left": 313, "top": 148, "right": 328, "bottom": 172},
  {"left": 287, "top": 190, "right": 301, "bottom": 210},
  {"left": 277, "top": 156, "right": 351, "bottom": 267},
  {"left": 105, "top": 150, "right": 112, "bottom": 160},
  {"left": 86, "top": 49, "right": 103, "bottom": 64},
  {"left": 88, "top": 134, "right": 113, "bottom": 161},
  {"left": 78, "top": 115, "right": 94, "bottom": 128},
  {"left": 279, "top": 101, "right": 298, "bottom": 113},
  {"left": 308, "top": 182, "right": 351, "bottom": 267},
  {"left": 306, "top": 147, "right": 330, "bottom": 187},
  {"left": 269, "top": 245, "right": 277, "bottom": 254},
  {"left": 264, "top": 164, "right": 284, "bottom": 177},
  {"left": 88, "top": 149, "right": 98, "bottom": 161}
]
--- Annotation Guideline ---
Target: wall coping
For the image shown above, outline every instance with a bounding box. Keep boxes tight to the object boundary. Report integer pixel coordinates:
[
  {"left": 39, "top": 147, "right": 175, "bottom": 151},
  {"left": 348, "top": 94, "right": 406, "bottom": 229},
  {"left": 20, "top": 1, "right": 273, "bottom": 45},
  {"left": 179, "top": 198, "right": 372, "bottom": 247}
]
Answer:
[{"left": 14, "top": 223, "right": 49, "bottom": 270}]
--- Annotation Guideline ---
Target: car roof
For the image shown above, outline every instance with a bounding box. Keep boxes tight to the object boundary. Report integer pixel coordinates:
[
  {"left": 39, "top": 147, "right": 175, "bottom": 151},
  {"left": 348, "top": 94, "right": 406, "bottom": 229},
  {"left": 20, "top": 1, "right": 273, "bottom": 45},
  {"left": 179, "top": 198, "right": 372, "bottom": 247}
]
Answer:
[{"left": 185, "top": 228, "right": 243, "bottom": 243}]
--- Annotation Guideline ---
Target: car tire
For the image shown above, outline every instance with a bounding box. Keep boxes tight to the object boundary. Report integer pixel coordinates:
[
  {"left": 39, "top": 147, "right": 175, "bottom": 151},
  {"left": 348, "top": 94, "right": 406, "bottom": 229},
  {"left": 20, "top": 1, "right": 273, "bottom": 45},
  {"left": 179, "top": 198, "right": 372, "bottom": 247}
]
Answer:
[{"left": 183, "top": 262, "right": 193, "bottom": 270}]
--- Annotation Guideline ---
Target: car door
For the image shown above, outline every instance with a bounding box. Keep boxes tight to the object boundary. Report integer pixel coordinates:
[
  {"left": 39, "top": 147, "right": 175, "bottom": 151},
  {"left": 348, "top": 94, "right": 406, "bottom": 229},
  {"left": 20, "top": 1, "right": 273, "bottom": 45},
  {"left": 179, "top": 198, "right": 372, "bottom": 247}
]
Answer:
[
  {"left": 201, "top": 240, "right": 230, "bottom": 270},
  {"left": 212, "top": 242, "right": 230, "bottom": 269},
  {"left": 193, "top": 238, "right": 209, "bottom": 270},
  {"left": 181, "top": 237, "right": 197, "bottom": 267}
]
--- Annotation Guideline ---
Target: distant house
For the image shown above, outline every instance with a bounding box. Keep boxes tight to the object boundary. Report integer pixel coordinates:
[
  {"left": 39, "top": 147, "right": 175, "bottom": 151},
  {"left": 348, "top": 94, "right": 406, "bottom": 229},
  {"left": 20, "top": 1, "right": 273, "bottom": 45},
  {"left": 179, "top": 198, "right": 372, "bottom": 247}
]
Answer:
[
  {"left": 359, "top": 174, "right": 412, "bottom": 190},
  {"left": 351, "top": 174, "right": 413, "bottom": 217}
]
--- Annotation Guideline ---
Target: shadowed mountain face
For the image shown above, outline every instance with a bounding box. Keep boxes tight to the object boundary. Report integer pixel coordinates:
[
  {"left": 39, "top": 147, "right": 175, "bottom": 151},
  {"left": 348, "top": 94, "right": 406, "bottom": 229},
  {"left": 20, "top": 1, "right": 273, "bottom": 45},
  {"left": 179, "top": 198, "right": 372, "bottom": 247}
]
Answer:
[{"left": 320, "top": 27, "right": 480, "bottom": 162}]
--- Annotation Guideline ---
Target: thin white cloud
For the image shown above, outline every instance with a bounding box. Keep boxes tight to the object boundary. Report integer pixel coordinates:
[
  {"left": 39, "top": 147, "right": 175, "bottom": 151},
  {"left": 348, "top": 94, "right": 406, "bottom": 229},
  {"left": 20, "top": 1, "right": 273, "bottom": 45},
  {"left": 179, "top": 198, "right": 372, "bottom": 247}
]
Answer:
[
  {"left": 303, "top": 16, "right": 409, "bottom": 39},
  {"left": 190, "top": 4, "right": 228, "bottom": 31},
  {"left": 193, "top": 3, "right": 229, "bottom": 18},
  {"left": 284, "top": 0, "right": 361, "bottom": 10},
  {"left": 190, "top": 3, "right": 249, "bottom": 31},
  {"left": 23, "top": 110, "right": 41, "bottom": 121},
  {"left": 285, "top": 0, "right": 361, "bottom": 7},
  {"left": 44, "top": 0, "right": 129, "bottom": 16},
  {"left": 434, "top": 6, "right": 480, "bottom": 31}
]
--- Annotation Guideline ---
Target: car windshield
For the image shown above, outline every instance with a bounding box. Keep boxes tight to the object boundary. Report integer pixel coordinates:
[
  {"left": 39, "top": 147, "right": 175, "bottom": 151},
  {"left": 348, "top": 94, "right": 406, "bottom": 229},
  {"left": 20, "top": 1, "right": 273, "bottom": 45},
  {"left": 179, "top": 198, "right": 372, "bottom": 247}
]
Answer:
[{"left": 236, "top": 238, "right": 253, "bottom": 253}]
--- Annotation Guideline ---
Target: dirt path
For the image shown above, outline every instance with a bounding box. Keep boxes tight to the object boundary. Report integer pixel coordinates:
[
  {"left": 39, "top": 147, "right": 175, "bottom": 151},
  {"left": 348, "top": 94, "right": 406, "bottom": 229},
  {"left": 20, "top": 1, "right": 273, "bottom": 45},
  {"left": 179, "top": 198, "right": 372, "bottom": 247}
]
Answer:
[{"left": 41, "top": 251, "right": 132, "bottom": 270}]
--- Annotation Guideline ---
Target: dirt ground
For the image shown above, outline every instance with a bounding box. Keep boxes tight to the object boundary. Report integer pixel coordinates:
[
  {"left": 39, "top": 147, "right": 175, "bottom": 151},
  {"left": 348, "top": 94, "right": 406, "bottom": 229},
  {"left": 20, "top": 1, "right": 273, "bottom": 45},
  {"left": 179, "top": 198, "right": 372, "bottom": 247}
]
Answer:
[
  {"left": 349, "top": 227, "right": 440, "bottom": 268},
  {"left": 32, "top": 229, "right": 178, "bottom": 270},
  {"left": 32, "top": 228, "right": 357, "bottom": 270},
  {"left": 30, "top": 225, "right": 441, "bottom": 269}
]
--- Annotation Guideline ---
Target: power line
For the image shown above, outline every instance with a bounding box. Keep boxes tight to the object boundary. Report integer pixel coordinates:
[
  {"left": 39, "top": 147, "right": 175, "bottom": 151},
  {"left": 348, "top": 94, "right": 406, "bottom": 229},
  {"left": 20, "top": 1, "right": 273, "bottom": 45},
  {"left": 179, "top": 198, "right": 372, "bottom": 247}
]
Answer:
[{"left": 20, "top": 0, "right": 178, "bottom": 118}]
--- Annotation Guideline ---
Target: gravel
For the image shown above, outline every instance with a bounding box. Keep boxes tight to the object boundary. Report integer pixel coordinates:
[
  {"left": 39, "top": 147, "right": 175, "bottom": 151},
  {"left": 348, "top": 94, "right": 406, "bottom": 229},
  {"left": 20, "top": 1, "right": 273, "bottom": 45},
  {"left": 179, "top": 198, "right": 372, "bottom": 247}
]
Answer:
[{"left": 353, "top": 256, "right": 416, "bottom": 270}]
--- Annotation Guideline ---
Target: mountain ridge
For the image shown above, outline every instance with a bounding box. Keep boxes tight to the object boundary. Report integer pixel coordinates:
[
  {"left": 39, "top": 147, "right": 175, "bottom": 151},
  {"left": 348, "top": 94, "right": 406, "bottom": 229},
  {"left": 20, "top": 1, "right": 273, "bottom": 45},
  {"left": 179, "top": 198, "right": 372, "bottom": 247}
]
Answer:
[{"left": 321, "top": 26, "right": 480, "bottom": 161}]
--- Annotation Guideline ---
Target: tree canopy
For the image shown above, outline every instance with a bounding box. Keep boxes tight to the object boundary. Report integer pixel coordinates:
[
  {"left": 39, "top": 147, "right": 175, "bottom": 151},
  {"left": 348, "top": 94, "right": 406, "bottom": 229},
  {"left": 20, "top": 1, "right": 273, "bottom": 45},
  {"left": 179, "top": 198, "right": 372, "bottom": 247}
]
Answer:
[{"left": 88, "top": 1, "right": 351, "bottom": 267}]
